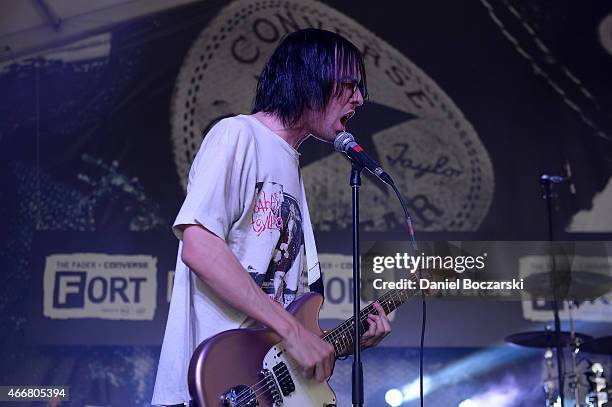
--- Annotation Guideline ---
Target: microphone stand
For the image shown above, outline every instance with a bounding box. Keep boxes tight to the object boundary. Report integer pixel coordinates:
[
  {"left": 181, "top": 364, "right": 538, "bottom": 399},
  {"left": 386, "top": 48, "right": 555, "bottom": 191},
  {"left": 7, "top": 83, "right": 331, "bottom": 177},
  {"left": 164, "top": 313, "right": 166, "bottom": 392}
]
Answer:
[
  {"left": 350, "top": 160, "right": 364, "bottom": 407},
  {"left": 335, "top": 131, "right": 423, "bottom": 406},
  {"left": 541, "top": 177, "right": 565, "bottom": 407}
]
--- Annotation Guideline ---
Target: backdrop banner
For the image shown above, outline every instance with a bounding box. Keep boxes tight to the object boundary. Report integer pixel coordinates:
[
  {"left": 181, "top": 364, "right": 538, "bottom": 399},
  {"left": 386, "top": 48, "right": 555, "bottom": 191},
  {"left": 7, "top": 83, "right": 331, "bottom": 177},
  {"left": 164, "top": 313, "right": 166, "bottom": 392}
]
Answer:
[{"left": 1, "top": 0, "right": 611, "bottom": 405}]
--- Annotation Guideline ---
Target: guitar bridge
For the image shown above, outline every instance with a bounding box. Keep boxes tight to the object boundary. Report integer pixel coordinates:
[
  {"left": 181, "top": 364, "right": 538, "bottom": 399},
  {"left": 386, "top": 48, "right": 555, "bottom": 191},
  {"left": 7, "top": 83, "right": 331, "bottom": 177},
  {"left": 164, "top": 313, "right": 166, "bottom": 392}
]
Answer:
[{"left": 219, "top": 384, "right": 257, "bottom": 407}]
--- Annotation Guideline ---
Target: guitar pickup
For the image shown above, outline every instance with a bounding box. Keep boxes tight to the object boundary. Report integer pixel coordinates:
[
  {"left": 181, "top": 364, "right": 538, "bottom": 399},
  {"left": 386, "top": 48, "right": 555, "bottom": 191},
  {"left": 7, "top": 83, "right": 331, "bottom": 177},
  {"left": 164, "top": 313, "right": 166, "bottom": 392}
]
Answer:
[
  {"left": 272, "top": 362, "right": 295, "bottom": 396},
  {"left": 261, "top": 368, "right": 282, "bottom": 404}
]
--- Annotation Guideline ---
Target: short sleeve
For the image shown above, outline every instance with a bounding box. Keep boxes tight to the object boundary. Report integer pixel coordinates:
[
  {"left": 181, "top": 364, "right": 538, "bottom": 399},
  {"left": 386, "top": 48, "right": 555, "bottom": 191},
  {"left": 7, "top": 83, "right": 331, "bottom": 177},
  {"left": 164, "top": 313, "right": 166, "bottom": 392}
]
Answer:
[{"left": 173, "top": 118, "right": 256, "bottom": 241}]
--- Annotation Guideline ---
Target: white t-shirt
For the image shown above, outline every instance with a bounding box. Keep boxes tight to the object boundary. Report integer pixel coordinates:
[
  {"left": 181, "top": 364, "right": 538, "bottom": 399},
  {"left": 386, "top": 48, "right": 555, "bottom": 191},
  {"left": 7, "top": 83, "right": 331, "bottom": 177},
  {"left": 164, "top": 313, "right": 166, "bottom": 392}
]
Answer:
[{"left": 151, "top": 115, "right": 321, "bottom": 406}]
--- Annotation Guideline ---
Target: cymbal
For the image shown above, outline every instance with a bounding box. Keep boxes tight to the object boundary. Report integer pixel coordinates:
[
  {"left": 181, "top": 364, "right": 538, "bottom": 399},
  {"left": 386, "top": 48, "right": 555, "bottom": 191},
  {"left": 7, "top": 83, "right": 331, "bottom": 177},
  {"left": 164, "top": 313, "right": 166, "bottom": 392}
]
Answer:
[
  {"left": 523, "top": 271, "right": 612, "bottom": 300},
  {"left": 505, "top": 331, "right": 593, "bottom": 348},
  {"left": 580, "top": 336, "right": 612, "bottom": 355}
]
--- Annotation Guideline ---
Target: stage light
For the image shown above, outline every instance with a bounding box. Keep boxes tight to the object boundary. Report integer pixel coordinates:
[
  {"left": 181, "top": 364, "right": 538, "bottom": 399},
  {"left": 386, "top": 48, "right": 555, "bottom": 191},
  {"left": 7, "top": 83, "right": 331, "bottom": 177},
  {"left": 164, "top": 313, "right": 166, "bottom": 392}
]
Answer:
[
  {"left": 402, "top": 376, "right": 431, "bottom": 401},
  {"left": 385, "top": 388, "right": 403, "bottom": 407},
  {"left": 458, "top": 399, "right": 478, "bottom": 407},
  {"left": 400, "top": 347, "right": 539, "bottom": 402}
]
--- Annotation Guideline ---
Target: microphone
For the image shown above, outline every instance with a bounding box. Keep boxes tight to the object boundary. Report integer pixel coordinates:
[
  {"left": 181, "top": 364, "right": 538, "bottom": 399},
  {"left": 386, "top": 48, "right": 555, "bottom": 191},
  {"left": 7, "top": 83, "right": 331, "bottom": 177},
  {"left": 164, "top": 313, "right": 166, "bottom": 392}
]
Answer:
[
  {"left": 334, "top": 132, "right": 394, "bottom": 185},
  {"left": 540, "top": 174, "right": 567, "bottom": 184}
]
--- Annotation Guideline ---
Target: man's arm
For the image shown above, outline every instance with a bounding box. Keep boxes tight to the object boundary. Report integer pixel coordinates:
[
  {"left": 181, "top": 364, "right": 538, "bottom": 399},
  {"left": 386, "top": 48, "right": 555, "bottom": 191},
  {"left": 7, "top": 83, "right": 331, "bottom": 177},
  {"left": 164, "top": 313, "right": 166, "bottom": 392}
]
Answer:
[{"left": 181, "top": 224, "right": 335, "bottom": 382}]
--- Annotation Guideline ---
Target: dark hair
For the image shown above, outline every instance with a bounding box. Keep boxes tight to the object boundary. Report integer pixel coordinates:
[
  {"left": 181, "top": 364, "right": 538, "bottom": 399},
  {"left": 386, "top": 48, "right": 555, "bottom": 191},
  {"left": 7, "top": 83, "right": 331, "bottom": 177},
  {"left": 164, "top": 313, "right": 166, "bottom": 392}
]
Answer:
[{"left": 252, "top": 28, "right": 367, "bottom": 127}]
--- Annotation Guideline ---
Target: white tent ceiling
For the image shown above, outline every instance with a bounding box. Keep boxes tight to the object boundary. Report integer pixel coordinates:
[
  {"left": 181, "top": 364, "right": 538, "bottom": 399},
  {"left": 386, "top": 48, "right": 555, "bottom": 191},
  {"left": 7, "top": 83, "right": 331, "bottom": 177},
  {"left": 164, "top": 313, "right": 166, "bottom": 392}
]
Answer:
[{"left": 0, "top": 0, "right": 201, "bottom": 63}]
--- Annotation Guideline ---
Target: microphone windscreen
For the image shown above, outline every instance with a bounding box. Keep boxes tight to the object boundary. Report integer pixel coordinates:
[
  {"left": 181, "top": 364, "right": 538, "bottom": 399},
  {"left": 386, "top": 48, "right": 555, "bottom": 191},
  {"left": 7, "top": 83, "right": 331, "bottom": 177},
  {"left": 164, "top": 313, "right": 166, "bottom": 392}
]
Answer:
[{"left": 334, "top": 131, "right": 354, "bottom": 153}]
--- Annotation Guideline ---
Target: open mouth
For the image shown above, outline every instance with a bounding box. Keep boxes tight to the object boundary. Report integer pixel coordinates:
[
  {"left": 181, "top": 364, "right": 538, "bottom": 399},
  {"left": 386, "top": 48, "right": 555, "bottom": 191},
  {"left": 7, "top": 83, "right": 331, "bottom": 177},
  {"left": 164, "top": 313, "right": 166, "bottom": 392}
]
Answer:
[{"left": 340, "top": 111, "right": 355, "bottom": 128}]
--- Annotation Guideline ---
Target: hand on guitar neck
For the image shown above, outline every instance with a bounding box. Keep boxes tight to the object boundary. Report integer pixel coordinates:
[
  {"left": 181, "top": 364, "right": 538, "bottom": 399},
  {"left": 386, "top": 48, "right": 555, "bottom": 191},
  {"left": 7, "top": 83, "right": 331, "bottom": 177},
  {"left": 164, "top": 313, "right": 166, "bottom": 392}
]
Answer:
[
  {"left": 361, "top": 302, "right": 393, "bottom": 349},
  {"left": 332, "top": 302, "right": 392, "bottom": 358}
]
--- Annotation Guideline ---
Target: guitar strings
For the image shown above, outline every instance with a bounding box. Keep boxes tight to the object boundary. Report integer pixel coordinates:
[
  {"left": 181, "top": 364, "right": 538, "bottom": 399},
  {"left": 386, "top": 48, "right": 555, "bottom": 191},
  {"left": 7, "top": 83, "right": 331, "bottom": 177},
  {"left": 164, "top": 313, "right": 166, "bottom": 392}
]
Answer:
[
  {"left": 232, "top": 286, "right": 417, "bottom": 404},
  {"left": 232, "top": 287, "right": 415, "bottom": 405},
  {"left": 231, "top": 287, "right": 416, "bottom": 405},
  {"left": 322, "top": 273, "right": 419, "bottom": 349}
]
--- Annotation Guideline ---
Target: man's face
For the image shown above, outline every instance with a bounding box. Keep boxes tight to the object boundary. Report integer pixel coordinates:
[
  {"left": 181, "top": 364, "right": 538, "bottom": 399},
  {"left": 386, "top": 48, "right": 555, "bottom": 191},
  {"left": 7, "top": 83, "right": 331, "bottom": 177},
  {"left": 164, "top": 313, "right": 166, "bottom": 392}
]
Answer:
[{"left": 308, "top": 77, "right": 365, "bottom": 143}]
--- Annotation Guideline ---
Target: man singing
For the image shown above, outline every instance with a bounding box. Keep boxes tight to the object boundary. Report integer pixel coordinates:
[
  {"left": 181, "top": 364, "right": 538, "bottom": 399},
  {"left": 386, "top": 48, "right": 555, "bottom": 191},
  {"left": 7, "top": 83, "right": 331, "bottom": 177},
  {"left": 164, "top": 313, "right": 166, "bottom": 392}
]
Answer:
[{"left": 152, "top": 28, "right": 391, "bottom": 407}]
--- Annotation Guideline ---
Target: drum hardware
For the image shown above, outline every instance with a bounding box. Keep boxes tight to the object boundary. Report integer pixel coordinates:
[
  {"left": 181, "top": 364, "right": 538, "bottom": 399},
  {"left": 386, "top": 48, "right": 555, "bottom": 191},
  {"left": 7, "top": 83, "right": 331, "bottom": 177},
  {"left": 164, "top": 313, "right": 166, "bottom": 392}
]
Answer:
[
  {"left": 533, "top": 174, "right": 611, "bottom": 406},
  {"left": 505, "top": 327, "right": 596, "bottom": 406},
  {"left": 585, "top": 362, "right": 608, "bottom": 407},
  {"left": 504, "top": 330, "right": 593, "bottom": 349},
  {"left": 582, "top": 336, "right": 612, "bottom": 407},
  {"left": 543, "top": 348, "right": 558, "bottom": 407}
]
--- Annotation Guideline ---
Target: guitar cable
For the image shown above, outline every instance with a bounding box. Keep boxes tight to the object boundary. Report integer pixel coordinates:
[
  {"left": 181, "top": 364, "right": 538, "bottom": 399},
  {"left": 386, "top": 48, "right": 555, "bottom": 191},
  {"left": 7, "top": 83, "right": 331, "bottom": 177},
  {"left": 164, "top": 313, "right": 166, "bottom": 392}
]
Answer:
[{"left": 390, "top": 182, "right": 426, "bottom": 407}]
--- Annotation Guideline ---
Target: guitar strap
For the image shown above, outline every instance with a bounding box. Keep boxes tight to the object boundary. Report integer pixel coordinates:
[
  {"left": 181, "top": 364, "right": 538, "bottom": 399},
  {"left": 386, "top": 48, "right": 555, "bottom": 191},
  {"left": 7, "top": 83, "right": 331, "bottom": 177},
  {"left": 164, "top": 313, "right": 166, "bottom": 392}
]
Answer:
[
  {"left": 299, "top": 177, "right": 322, "bottom": 287},
  {"left": 270, "top": 175, "right": 322, "bottom": 304}
]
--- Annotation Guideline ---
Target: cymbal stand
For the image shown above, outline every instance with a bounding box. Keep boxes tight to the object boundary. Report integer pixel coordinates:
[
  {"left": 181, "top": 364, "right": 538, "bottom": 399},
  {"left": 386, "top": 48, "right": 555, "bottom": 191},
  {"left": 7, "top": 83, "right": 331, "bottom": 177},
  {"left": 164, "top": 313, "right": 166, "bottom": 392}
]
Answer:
[
  {"left": 568, "top": 300, "right": 581, "bottom": 405},
  {"left": 541, "top": 176, "right": 566, "bottom": 407},
  {"left": 543, "top": 347, "right": 557, "bottom": 407}
]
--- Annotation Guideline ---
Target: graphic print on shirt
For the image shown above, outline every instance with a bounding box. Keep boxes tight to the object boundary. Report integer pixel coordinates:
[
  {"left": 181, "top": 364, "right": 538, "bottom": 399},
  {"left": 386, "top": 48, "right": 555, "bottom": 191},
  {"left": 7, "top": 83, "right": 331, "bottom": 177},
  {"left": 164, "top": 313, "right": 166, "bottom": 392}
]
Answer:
[{"left": 249, "top": 181, "right": 303, "bottom": 306}]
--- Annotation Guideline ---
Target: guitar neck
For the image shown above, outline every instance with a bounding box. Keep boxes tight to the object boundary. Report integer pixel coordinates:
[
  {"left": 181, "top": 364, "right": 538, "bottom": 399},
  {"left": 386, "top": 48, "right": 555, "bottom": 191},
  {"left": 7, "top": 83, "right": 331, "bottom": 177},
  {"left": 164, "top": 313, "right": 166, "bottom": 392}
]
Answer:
[{"left": 321, "top": 284, "right": 416, "bottom": 356}]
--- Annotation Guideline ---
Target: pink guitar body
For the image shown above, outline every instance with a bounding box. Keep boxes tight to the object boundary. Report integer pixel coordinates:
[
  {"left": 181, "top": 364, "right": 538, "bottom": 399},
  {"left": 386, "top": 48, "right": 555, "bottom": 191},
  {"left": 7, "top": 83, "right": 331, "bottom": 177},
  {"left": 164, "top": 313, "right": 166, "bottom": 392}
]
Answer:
[{"left": 188, "top": 292, "right": 338, "bottom": 407}]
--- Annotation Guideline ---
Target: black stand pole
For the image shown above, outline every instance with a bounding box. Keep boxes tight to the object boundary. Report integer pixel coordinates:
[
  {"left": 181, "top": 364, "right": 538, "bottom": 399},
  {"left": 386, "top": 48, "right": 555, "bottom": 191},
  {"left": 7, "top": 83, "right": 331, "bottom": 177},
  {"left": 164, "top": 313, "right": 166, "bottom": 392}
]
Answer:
[
  {"left": 541, "top": 178, "right": 565, "bottom": 407},
  {"left": 350, "top": 161, "right": 364, "bottom": 407}
]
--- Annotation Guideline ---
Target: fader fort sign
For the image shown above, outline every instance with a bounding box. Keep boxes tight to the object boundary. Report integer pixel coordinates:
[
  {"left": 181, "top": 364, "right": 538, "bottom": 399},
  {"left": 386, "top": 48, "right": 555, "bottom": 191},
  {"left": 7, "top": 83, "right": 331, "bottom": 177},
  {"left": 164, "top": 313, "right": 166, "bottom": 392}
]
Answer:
[
  {"left": 43, "top": 253, "right": 157, "bottom": 320},
  {"left": 171, "top": 0, "right": 494, "bottom": 231}
]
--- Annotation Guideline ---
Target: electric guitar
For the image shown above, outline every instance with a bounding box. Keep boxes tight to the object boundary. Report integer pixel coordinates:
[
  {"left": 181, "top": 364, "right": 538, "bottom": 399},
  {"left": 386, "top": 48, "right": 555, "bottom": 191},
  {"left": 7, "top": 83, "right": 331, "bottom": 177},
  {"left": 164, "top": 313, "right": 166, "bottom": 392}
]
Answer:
[{"left": 187, "top": 281, "right": 419, "bottom": 407}]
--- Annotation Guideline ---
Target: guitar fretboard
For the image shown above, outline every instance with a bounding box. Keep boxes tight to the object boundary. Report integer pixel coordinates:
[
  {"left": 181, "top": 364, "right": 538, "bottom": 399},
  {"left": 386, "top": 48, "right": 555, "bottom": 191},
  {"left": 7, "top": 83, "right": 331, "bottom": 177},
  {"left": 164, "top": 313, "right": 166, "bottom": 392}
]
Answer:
[{"left": 321, "top": 274, "right": 419, "bottom": 356}]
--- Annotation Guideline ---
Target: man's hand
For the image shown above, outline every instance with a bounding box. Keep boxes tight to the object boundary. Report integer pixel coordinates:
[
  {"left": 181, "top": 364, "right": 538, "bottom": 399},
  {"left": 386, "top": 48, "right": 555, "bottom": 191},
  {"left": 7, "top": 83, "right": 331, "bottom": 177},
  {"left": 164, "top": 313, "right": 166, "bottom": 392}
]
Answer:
[
  {"left": 361, "top": 302, "right": 392, "bottom": 348},
  {"left": 282, "top": 323, "right": 336, "bottom": 383},
  {"left": 181, "top": 225, "right": 336, "bottom": 382}
]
